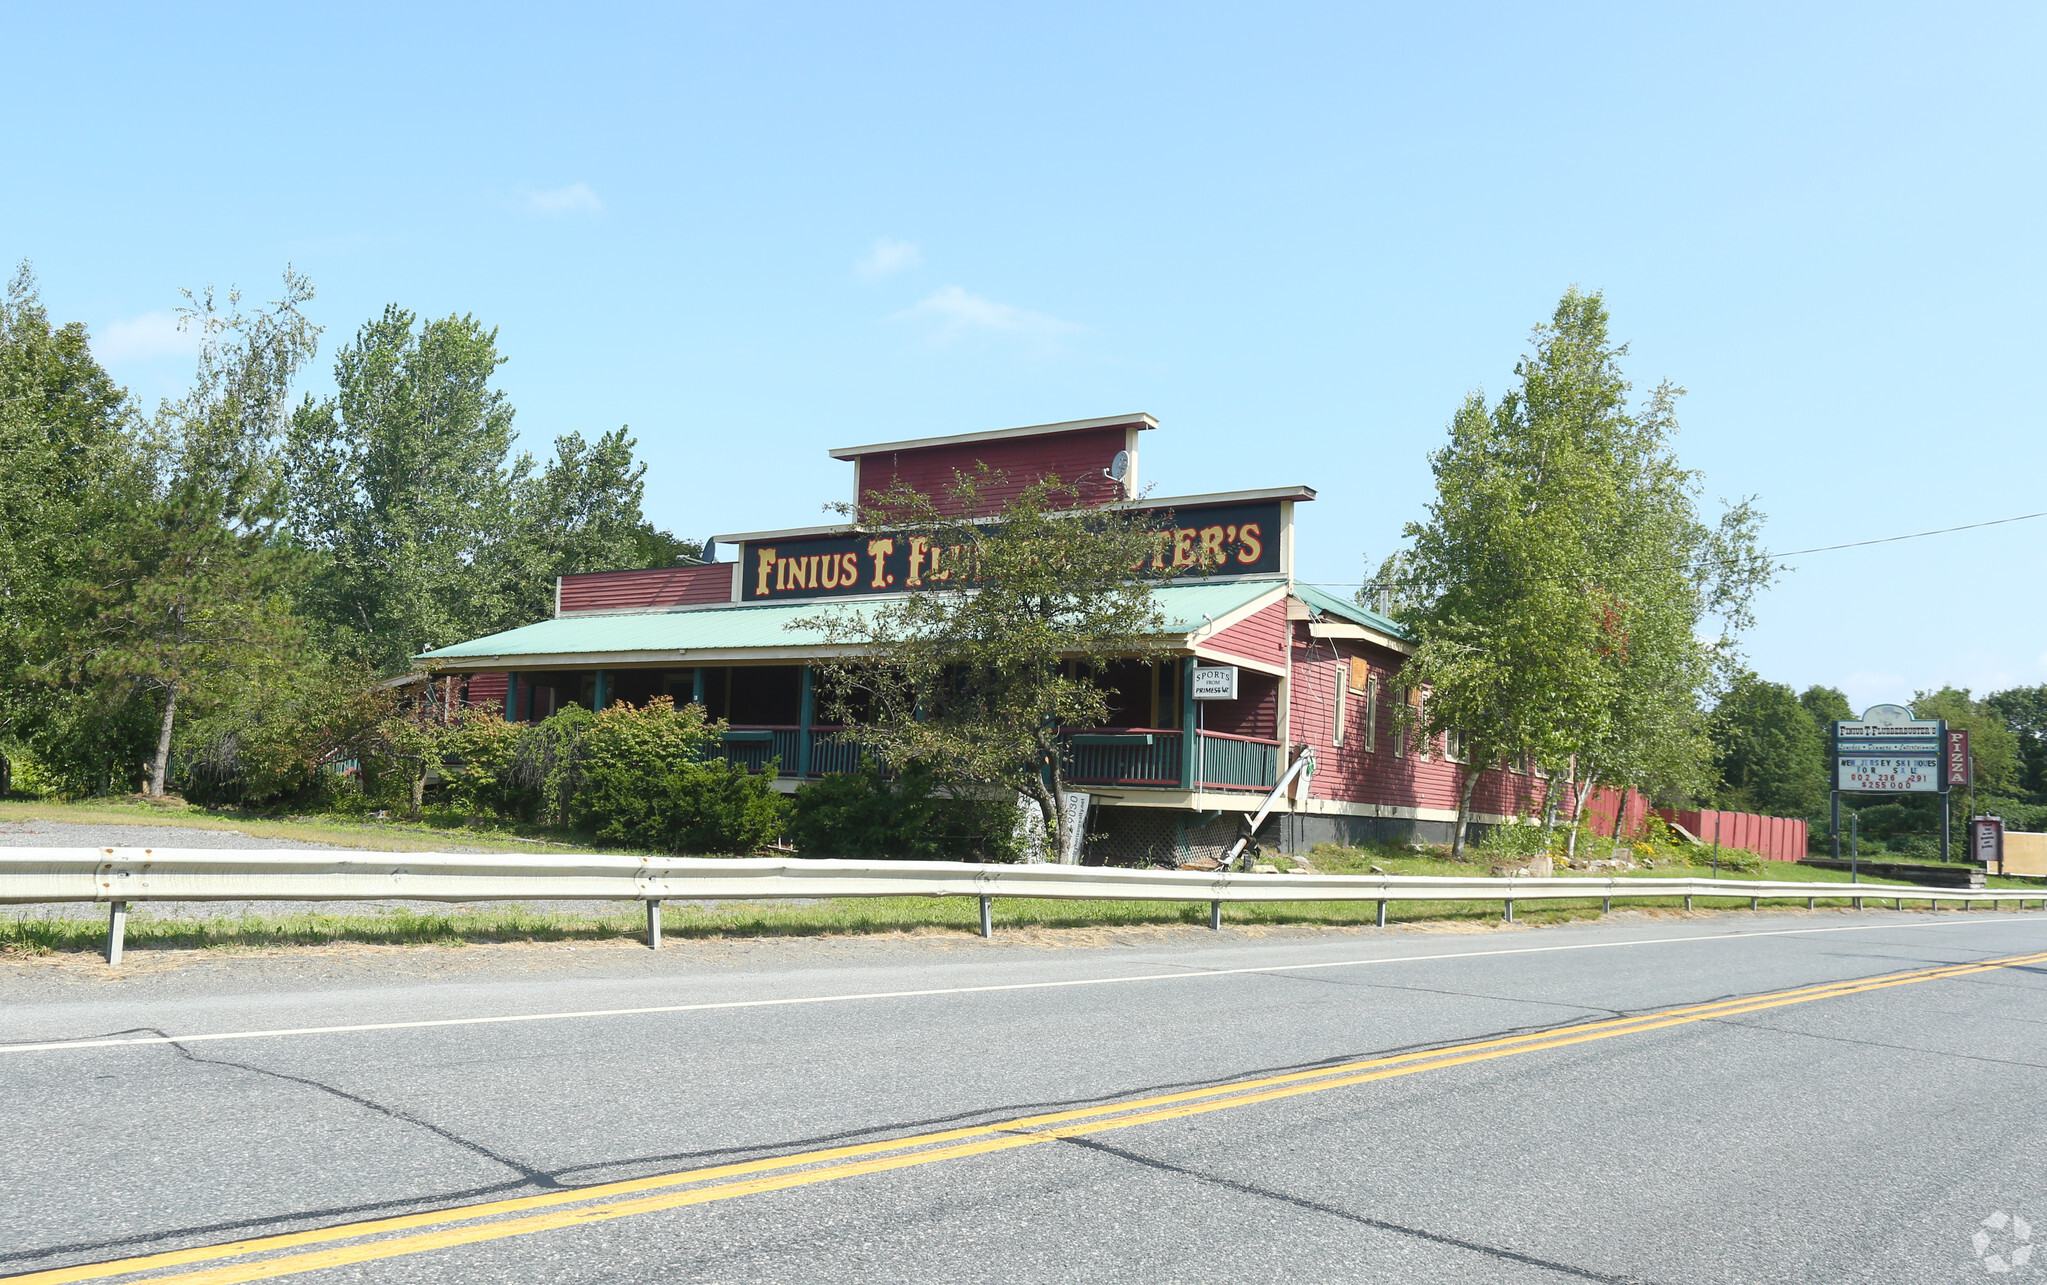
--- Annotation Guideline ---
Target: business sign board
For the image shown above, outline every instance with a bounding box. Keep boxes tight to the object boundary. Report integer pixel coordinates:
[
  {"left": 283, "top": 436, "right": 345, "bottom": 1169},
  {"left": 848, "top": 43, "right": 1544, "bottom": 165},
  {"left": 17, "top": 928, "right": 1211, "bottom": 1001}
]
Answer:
[
  {"left": 1833, "top": 704, "right": 1945, "bottom": 793},
  {"left": 1192, "top": 665, "right": 1239, "bottom": 701},
  {"left": 1972, "top": 815, "right": 2004, "bottom": 869},
  {"left": 1945, "top": 729, "right": 1972, "bottom": 788},
  {"left": 742, "top": 499, "right": 1283, "bottom": 602}
]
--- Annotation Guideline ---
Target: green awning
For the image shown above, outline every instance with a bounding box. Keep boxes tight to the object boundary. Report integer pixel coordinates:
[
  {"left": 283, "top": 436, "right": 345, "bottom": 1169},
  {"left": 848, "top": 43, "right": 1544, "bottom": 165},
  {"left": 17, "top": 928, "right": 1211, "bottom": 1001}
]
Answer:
[
  {"left": 1291, "top": 582, "right": 1410, "bottom": 641},
  {"left": 419, "top": 577, "right": 1291, "bottom": 666}
]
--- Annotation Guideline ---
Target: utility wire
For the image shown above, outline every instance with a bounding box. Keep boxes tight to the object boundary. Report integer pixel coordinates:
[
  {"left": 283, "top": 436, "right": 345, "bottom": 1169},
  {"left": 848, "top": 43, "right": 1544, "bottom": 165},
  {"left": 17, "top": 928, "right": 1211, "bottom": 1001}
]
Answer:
[
  {"left": 1296, "top": 508, "right": 2047, "bottom": 591},
  {"left": 1762, "top": 511, "right": 2047, "bottom": 558}
]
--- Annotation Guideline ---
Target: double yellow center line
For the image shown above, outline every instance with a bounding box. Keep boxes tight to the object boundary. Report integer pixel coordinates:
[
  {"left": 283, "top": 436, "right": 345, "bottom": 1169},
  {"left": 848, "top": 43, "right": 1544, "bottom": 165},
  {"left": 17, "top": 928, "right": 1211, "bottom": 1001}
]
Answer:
[{"left": 18, "top": 949, "right": 2046, "bottom": 1285}]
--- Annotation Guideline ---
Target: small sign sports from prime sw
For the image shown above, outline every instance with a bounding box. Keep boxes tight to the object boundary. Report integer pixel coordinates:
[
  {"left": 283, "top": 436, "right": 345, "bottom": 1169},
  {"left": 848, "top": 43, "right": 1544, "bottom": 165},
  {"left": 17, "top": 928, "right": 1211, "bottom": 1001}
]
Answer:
[{"left": 1191, "top": 665, "right": 1239, "bottom": 701}]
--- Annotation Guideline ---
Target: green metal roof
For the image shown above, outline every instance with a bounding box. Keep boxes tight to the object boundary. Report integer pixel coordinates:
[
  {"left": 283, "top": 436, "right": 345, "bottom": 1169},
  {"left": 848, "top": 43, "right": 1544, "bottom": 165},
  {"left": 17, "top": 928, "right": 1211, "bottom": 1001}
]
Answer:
[
  {"left": 419, "top": 577, "right": 1291, "bottom": 663},
  {"left": 1291, "top": 582, "right": 1410, "bottom": 641}
]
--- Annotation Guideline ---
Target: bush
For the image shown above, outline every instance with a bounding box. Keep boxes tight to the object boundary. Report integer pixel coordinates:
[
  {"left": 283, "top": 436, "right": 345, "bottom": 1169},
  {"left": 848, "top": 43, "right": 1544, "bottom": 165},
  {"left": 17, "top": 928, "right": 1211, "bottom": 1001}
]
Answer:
[
  {"left": 568, "top": 698, "right": 787, "bottom": 854},
  {"left": 786, "top": 760, "right": 1022, "bottom": 861},
  {"left": 1471, "top": 817, "right": 1551, "bottom": 862}
]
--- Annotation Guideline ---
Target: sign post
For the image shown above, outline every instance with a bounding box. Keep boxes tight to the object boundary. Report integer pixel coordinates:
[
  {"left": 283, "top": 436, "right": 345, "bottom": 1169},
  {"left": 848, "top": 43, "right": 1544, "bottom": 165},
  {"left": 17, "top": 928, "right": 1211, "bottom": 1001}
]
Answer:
[
  {"left": 1830, "top": 704, "right": 1947, "bottom": 868},
  {"left": 1191, "top": 665, "right": 1239, "bottom": 811}
]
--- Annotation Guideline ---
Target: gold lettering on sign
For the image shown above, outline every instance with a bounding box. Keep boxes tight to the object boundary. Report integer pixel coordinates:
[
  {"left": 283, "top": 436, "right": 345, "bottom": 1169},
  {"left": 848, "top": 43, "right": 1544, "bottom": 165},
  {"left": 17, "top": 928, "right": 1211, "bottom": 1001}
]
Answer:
[
  {"left": 843, "top": 552, "right": 860, "bottom": 587},
  {"left": 1237, "top": 523, "right": 1262, "bottom": 565},
  {"left": 821, "top": 553, "right": 844, "bottom": 589},
  {"left": 1150, "top": 530, "right": 1171, "bottom": 571},
  {"left": 867, "top": 538, "right": 896, "bottom": 588},
  {"left": 1172, "top": 527, "right": 1197, "bottom": 568},
  {"left": 907, "top": 537, "right": 929, "bottom": 586},
  {"left": 755, "top": 548, "right": 777, "bottom": 597},
  {"left": 929, "top": 543, "right": 946, "bottom": 581},
  {"left": 1198, "top": 525, "right": 1227, "bottom": 567}
]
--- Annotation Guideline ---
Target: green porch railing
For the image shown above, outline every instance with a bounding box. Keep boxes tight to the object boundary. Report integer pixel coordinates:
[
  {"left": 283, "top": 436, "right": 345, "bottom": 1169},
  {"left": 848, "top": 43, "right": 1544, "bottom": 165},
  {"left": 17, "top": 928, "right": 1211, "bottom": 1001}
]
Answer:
[
  {"left": 717, "top": 726, "right": 800, "bottom": 774},
  {"left": 1195, "top": 730, "right": 1280, "bottom": 790},
  {"left": 1061, "top": 729, "right": 1185, "bottom": 787}
]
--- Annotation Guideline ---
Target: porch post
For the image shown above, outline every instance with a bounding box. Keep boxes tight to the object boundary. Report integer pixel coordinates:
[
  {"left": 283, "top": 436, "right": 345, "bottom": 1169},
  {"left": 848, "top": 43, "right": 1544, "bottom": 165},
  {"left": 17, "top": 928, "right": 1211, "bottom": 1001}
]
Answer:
[
  {"left": 797, "top": 665, "right": 815, "bottom": 778},
  {"left": 593, "top": 671, "right": 609, "bottom": 711},
  {"left": 1178, "top": 657, "right": 1197, "bottom": 790},
  {"left": 692, "top": 667, "right": 705, "bottom": 705},
  {"left": 505, "top": 672, "right": 520, "bottom": 724}
]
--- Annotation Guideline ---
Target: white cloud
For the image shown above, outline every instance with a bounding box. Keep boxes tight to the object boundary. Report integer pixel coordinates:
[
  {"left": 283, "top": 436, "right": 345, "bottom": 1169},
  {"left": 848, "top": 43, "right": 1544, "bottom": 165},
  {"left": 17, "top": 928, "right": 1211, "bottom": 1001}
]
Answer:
[
  {"left": 96, "top": 311, "right": 198, "bottom": 363},
  {"left": 855, "top": 238, "right": 922, "bottom": 281},
  {"left": 892, "top": 286, "right": 1083, "bottom": 349},
  {"left": 522, "top": 183, "right": 604, "bottom": 215}
]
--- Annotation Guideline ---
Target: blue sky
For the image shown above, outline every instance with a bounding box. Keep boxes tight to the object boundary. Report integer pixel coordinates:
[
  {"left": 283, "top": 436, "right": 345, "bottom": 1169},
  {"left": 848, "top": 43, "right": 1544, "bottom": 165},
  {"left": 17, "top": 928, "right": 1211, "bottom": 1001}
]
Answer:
[{"left": 7, "top": 2, "right": 2043, "bottom": 709}]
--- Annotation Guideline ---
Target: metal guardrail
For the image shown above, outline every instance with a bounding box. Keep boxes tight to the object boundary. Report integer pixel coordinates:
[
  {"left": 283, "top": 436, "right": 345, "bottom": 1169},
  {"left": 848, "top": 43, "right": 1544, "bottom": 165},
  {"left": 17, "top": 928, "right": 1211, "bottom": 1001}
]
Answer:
[{"left": 3, "top": 848, "right": 2040, "bottom": 964}]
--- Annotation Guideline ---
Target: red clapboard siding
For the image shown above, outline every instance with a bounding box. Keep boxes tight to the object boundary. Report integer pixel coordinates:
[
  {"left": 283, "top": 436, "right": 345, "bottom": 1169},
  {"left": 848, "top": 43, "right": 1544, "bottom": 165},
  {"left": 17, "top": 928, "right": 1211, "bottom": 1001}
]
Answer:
[
  {"left": 856, "top": 427, "right": 1128, "bottom": 515},
  {"left": 464, "top": 673, "right": 508, "bottom": 714},
  {"left": 1203, "top": 599, "right": 1289, "bottom": 669},
  {"left": 558, "top": 564, "right": 733, "bottom": 614},
  {"left": 1288, "top": 632, "right": 1561, "bottom": 820},
  {"left": 1201, "top": 671, "right": 1280, "bottom": 739}
]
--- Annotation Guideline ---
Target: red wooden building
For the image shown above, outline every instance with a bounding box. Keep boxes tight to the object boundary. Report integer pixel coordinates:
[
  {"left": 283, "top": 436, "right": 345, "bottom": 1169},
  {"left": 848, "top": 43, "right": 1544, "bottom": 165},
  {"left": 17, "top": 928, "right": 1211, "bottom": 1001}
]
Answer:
[{"left": 422, "top": 413, "right": 1573, "bottom": 861}]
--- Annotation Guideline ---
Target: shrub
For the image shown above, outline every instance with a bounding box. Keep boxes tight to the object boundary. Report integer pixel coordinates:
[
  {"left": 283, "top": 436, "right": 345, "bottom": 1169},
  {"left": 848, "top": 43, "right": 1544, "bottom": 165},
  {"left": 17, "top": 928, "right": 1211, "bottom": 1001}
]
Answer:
[
  {"left": 435, "top": 710, "right": 527, "bottom": 817},
  {"left": 786, "top": 760, "right": 1022, "bottom": 861},
  {"left": 568, "top": 698, "right": 787, "bottom": 853},
  {"left": 1471, "top": 816, "right": 1550, "bottom": 862}
]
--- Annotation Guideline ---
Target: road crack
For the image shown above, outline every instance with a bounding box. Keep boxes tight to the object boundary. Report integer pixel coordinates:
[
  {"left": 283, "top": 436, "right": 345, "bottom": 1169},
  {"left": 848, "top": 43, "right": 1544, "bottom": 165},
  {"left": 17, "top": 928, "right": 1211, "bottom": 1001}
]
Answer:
[{"left": 1055, "top": 1134, "right": 1657, "bottom": 1283}]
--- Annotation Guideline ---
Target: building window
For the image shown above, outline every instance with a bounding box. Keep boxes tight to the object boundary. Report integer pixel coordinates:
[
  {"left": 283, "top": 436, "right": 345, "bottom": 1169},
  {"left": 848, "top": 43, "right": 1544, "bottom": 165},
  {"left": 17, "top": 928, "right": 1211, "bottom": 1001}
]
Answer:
[
  {"left": 1365, "top": 676, "right": 1379, "bottom": 753},
  {"left": 1332, "top": 665, "right": 1346, "bottom": 747},
  {"left": 1446, "top": 729, "right": 1467, "bottom": 764}
]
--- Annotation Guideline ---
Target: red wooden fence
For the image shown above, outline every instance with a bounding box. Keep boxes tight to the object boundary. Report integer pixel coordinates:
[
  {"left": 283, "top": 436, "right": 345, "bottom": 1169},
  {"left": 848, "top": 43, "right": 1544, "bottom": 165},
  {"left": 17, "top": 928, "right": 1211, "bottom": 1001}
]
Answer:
[{"left": 1654, "top": 808, "right": 1808, "bottom": 863}]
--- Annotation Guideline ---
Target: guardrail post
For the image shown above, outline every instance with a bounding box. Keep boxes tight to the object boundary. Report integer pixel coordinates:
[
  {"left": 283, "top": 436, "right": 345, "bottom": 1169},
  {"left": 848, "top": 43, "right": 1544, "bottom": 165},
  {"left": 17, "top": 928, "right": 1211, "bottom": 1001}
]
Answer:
[
  {"left": 646, "top": 900, "right": 662, "bottom": 950},
  {"left": 1853, "top": 896, "right": 1864, "bottom": 910},
  {"left": 1504, "top": 900, "right": 1514, "bottom": 922},
  {"left": 1684, "top": 896, "right": 1693, "bottom": 911},
  {"left": 1209, "top": 900, "right": 1221, "bottom": 931},
  {"left": 1750, "top": 897, "right": 1758, "bottom": 910},
  {"left": 979, "top": 896, "right": 993, "bottom": 939},
  {"left": 1807, "top": 897, "right": 1814, "bottom": 910},
  {"left": 1601, "top": 896, "right": 1611, "bottom": 914},
  {"left": 104, "top": 900, "right": 126, "bottom": 966},
  {"left": 1376, "top": 899, "right": 1387, "bottom": 927}
]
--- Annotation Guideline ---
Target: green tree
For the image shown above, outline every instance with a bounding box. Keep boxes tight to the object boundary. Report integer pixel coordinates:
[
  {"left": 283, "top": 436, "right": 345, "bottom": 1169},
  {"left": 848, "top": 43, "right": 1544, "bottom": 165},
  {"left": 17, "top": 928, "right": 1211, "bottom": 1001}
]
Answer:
[
  {"left": 799, "top": 469, "right": 1170, "bottom": 862},
  {"left": 0, "top": 263, "right": 141, "bottom": 789},
  {"left": 1913, "top": 687, "right": 2019, "bottom": 797},
  {"left": 288, "top": 309, "right": 685, "bottom": 671},
  {"left": 1986, "top": 685, "right": 2047, "bottom": 802},
  {"left": 1709, "top": 672, "right": 1829, "bottom": 818},
  {"left": 58, "top": 272, "right": 320, "bottom": 796},
  {"left": 286, "top": 306, "right": 526, "bottom": 672},
  {"left": 1394, "top": 289, "right": 1771, "bottom": 857},
  {"left": 1799, "top": 685, "right": 1853, "bottom": 739},
  {"left": 509, "top": 426, "right": 699, "bottom": 619}
]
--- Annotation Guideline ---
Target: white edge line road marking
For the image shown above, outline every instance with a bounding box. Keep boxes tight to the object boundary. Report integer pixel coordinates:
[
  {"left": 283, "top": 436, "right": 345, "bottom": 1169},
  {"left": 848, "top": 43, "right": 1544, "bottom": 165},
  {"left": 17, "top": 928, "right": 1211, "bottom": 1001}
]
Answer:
[{"left": 1, "top": 916, "right": 2038, "bottom": 1056}]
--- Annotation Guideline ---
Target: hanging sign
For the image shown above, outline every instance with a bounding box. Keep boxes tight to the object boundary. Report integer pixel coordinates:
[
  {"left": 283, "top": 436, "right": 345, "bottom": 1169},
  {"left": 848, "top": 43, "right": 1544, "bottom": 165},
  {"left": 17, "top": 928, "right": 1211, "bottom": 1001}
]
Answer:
[
  {"left": 1192, "top": 665, "right": 1239, "bottom": 700},
  {"left": 1833, "top": 703, "right": 1944, "bottom": 793},
  {"left": 1945, "top": 729, "right": 1972, "bottom": 788}
]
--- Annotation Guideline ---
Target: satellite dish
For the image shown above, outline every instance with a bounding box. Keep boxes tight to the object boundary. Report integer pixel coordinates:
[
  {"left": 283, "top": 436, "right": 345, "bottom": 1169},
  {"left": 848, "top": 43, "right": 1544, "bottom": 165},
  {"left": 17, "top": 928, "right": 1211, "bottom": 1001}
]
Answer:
[
  {"left": 1105, "top": 450, "right": 1130, "bottom": 483},
  {"left": 701, "top": 537, "right": 717, "bottom": 562}
]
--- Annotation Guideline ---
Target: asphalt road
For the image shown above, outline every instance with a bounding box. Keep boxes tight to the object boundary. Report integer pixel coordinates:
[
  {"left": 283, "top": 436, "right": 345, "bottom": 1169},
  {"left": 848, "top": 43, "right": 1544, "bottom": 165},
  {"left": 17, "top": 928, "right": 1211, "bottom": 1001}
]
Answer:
[{"left": 4, "top": 910, "right": 2046, "bottom": 1283}]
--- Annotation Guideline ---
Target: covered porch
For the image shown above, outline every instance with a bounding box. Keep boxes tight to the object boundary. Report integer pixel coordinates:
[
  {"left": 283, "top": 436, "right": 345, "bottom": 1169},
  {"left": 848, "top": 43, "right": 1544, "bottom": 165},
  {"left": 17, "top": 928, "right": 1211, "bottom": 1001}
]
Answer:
[{"left": 492, "top": 656, "right": 1281, "bottom": 793}]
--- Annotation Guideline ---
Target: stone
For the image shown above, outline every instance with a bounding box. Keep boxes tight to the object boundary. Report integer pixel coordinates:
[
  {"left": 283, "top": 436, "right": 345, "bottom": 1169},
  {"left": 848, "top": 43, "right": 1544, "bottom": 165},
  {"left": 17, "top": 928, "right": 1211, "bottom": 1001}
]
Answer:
[
  {"left": 1252, "top": 863, "right": 1280, "bottom": 874},
  {"left": 1177, "top": 857, "right": 1222, "bottom": 872}
]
